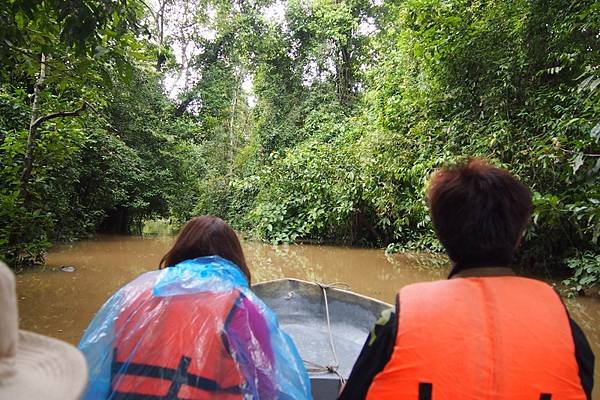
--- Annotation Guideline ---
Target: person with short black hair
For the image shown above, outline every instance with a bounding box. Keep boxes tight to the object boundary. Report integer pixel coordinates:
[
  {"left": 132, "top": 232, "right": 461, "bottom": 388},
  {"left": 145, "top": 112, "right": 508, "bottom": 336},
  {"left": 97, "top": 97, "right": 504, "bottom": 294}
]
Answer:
[
  {"left": 339, "top": 158, "right": 594, "bottom": 399},
  {"left": 428, "top": 158, "right": 532, "bottom": 271}
]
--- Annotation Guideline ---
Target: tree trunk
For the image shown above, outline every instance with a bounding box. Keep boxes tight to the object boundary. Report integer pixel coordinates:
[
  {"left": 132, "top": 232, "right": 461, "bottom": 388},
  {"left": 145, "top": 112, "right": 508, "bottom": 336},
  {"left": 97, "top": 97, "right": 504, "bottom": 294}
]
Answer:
[
  {"left": 228, "top": 77, "right": 241, "bottom": 175},
  {"left": 20, "top": 53, "right": 47, "bottom": 202},
  {"left": 155, "top": 0, "right": 167, "bottom": 71},
  {"left": 336, "top": 42, "right": 353, "bottom": 105},
  {"left": 20, "top": 53, "right": 89, "bottom": 202}
]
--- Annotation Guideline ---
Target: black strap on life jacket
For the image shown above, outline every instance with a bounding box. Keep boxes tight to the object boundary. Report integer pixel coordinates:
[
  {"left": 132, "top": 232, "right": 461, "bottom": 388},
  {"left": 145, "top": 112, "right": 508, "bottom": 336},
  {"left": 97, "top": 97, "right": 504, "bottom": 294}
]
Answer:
[
  {"left": 416, "top": 382, "right": 553, "bottom": 400},
  {"left": 111, "top": 348, "right": 242, "bottom": 399},
  {"left": 418, "top": 382, "right": 432, "bottom": 400}
]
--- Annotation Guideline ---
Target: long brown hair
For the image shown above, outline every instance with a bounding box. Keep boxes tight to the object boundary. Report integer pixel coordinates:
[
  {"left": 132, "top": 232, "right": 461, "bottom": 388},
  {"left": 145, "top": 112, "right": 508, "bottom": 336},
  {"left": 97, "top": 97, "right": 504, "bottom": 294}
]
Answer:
[{"left": 159, "top": 216, "right": 251, "bottom": 282}]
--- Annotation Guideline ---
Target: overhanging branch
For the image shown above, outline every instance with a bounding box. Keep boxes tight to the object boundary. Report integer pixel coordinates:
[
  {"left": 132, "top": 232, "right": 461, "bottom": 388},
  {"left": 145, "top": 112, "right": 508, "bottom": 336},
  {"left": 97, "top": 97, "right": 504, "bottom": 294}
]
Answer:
[{"left": 30, "top": 102, "right": 88, "bottom": 130}]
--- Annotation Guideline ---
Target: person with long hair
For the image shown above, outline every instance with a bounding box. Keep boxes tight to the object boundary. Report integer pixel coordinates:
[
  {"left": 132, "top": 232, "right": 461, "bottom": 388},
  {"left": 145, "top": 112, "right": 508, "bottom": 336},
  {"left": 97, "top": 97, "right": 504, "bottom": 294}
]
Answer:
[{"left": 79, "top": 216, "right": 312, "bottom": 400}]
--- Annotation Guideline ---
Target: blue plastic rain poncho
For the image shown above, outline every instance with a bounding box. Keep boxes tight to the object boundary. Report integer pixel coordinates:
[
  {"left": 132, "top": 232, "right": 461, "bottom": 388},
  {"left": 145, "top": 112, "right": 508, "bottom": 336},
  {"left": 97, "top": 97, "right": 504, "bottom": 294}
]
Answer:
[{"left": 78, "top": 256, "right": 312, "bottom": 400}]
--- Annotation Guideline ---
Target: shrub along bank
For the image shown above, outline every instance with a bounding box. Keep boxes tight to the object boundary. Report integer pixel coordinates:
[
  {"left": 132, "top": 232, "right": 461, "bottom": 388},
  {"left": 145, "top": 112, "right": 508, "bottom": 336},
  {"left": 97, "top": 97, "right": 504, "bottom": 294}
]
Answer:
[
  {"left": 1, "top": 0, "right": 597, "bottom": 293},
  {"left": 216, "top": 0, "right": 599, "bottom": 292}
]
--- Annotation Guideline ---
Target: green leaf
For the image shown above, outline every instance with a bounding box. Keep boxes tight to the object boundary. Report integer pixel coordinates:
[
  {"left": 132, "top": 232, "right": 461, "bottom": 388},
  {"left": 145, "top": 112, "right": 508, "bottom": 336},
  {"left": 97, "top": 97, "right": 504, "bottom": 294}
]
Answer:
[
  {"left": 99, "top": 67, "right": 113, "bottom": 89},
  {"left": 93, "top": 45, "right": 109, "bottom": 59}
]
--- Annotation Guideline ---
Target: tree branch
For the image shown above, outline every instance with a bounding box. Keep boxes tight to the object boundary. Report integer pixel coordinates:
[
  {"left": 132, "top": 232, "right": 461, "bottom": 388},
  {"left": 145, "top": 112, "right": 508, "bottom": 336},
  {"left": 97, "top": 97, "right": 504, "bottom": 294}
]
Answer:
[
  {"left": 559, "top": 147, "right": 600, "bottom": 158},
  {"left": 3, "top": 41, "right": 36, "bottom": 57},
  {"left": 174, "top": 96, "right": 195, "bottom": 117},
  {"left": 31, "top": 102, "right": 88, "bottom": 130}
]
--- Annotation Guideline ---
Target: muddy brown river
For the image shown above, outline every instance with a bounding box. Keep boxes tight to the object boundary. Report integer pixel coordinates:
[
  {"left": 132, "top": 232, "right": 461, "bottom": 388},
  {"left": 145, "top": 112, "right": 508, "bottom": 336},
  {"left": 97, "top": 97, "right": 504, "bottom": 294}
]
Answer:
[{"left": 15, "top": 235, "right": 600, "bottom": 397}]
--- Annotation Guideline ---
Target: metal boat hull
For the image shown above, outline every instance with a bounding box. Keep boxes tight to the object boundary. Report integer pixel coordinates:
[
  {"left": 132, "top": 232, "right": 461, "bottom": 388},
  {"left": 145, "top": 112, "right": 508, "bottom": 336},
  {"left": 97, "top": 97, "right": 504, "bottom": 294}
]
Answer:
[{"left": 252, "top": 279, "right": 391, "bottom": 399}]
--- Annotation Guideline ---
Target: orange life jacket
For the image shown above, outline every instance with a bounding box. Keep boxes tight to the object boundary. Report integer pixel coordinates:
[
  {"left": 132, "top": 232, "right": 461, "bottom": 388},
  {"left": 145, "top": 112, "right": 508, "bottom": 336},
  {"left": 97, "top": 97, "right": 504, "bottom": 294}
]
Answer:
[
  {"left": 111, "top": 288, "right": 245, "bottom": 399},
  {"left": 366, "top": 277, "right": 587, "bottom": 400}
]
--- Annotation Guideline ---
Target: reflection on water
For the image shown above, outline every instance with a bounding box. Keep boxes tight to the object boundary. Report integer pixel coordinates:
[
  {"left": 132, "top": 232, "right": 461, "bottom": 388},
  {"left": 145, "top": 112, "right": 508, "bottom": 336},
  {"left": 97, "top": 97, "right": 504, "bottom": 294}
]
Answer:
[{"left": 15, "top": 235, "right": 600, "bottom": 397}]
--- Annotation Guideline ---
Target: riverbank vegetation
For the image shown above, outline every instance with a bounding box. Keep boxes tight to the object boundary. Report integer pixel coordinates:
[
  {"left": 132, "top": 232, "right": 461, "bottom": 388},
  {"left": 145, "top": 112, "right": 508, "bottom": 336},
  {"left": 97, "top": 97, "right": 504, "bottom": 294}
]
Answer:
[{"left": 1, "top": 0, "right": 598, "bottom": 291}]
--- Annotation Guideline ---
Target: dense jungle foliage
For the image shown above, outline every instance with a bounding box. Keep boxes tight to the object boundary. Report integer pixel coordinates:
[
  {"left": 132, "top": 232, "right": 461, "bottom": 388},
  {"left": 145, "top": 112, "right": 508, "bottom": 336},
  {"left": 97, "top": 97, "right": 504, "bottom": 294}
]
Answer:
[{"left": 0, "top": 0, "right": 598, "bottom": 291}]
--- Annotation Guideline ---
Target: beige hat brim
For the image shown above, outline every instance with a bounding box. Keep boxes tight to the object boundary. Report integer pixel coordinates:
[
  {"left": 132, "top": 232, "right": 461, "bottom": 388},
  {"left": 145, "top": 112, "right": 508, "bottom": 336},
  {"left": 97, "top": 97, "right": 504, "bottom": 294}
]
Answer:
[{"left": 0, "top": 330, "right": 87, "bottom": 400}]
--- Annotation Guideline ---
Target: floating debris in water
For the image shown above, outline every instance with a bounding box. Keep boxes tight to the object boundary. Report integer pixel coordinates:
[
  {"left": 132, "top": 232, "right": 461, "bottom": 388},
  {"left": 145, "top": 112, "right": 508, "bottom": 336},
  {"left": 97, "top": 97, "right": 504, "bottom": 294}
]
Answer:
[
  {"left": 60, "top": 266, "right": 76, "bottom": 273},
  {"left": 284, "top": 291, "right": 295, "bottom": 300}
]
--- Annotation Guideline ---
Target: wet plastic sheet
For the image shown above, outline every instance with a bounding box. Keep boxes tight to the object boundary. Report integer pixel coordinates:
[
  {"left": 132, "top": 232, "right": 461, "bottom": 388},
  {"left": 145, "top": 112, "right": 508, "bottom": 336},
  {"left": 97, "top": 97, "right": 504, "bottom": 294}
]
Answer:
[{"left": 78, "top": 256, "right": 312, "bottom": 400}]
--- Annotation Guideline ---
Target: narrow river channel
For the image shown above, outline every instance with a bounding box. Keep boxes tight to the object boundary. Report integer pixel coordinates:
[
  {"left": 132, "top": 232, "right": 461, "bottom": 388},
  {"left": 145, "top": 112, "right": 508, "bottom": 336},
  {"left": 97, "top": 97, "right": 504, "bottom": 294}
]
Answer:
[{"left": 15, "top": 235, "right": 600, "bottom": 398}]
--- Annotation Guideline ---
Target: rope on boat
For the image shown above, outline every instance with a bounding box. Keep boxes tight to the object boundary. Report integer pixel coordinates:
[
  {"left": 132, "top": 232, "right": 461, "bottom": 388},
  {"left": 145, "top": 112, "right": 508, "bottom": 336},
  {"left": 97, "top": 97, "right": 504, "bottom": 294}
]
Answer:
[
  {"left": 303, "top": 359, "right": 347, "bottom": 384},
  {"left": 302, "top": 282, "right": 351, "bottom": 387}
]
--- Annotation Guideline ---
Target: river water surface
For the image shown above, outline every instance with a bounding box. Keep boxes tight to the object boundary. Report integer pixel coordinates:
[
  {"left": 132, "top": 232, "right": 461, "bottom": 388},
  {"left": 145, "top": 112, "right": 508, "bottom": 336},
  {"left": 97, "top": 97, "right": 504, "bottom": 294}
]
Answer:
[{"left": 15, "top": 235, "right": 600, "bottom": 397}]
